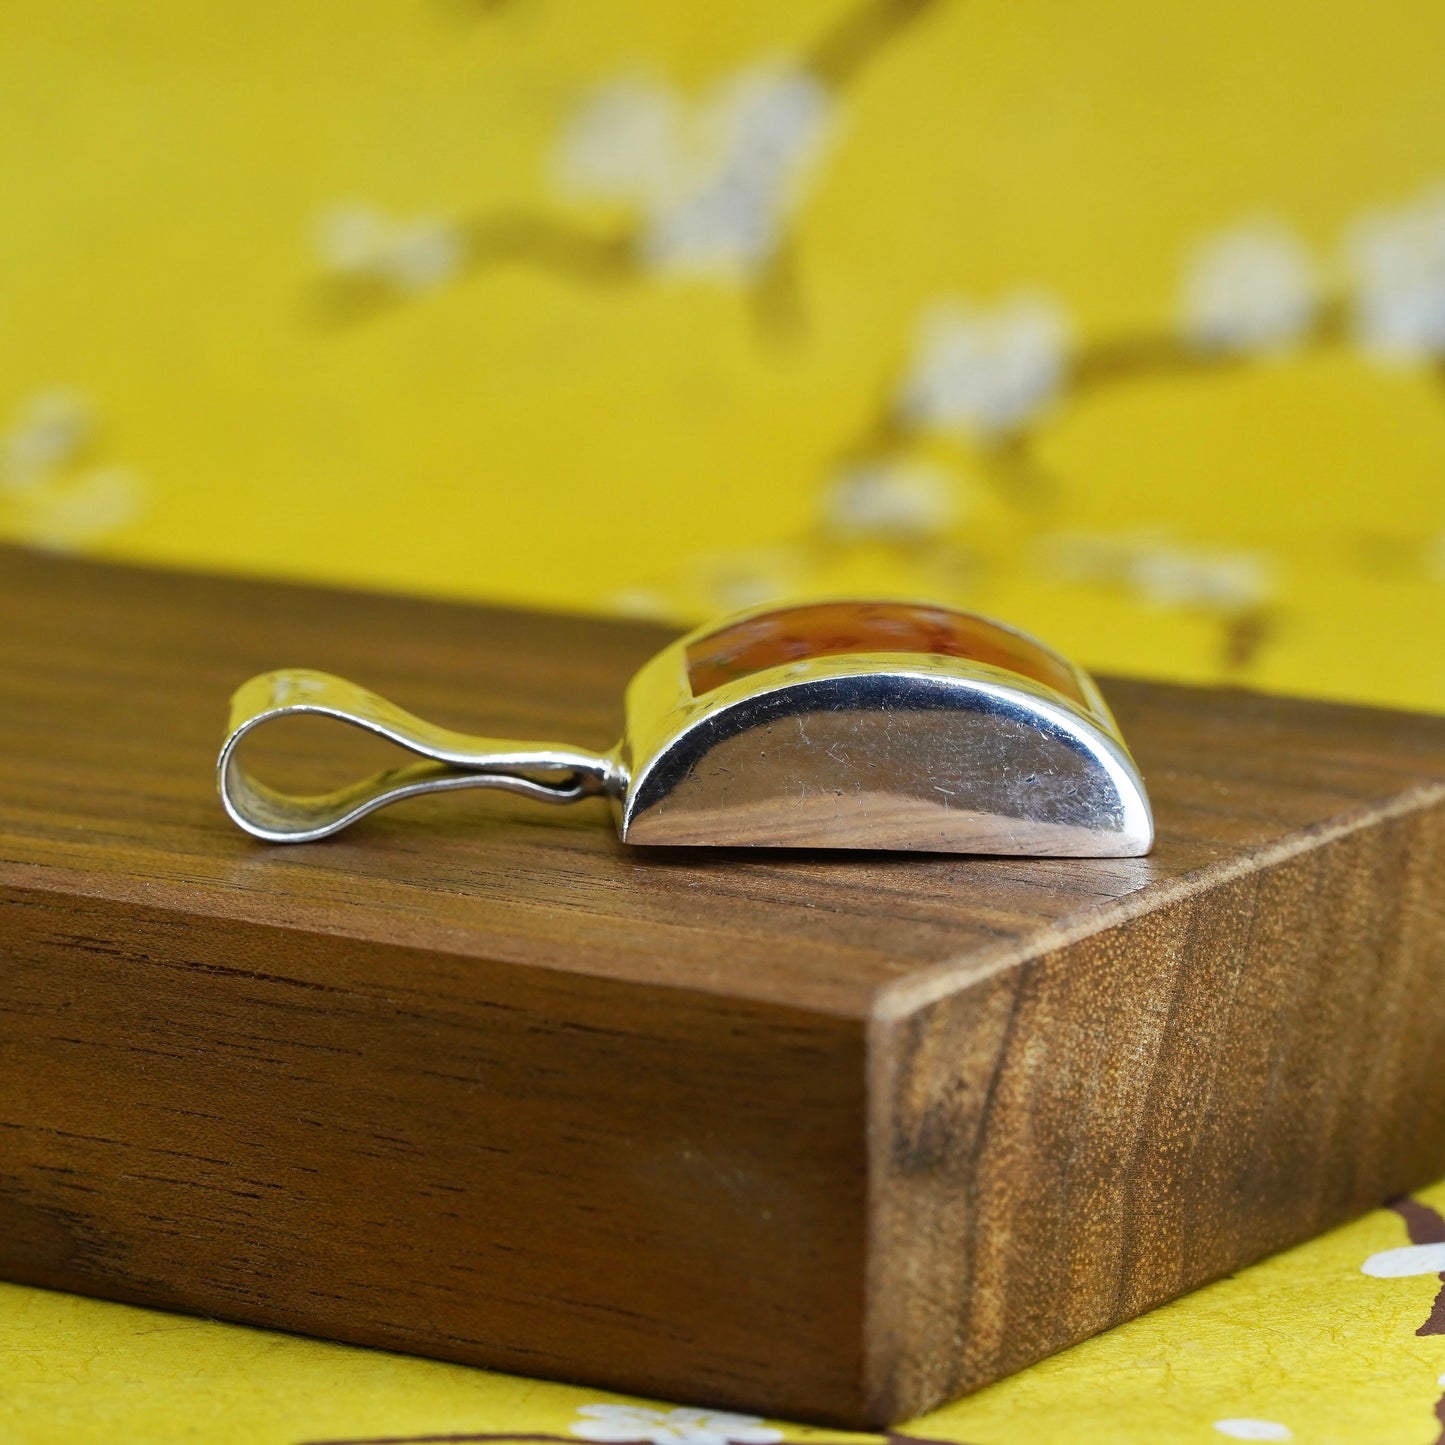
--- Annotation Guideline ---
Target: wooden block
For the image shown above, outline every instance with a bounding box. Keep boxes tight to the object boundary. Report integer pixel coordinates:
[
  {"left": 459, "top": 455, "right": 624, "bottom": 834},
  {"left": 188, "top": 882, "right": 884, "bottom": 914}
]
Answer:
[{"left": 1, "top": 547, "right": 1443, "bottom": 1428}]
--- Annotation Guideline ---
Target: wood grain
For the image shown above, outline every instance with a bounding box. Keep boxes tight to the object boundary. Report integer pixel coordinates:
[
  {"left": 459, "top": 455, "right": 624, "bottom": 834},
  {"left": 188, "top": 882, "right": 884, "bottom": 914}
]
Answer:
[{"left": 0, "top": 547, "right": 1442, "bottom": 1426}]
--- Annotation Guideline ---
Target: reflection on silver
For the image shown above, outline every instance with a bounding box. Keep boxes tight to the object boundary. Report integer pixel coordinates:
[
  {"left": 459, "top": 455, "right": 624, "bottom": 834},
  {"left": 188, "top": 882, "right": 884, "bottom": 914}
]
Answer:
[
  {"left": 216, "top": 671, "right": 618, "bottom": 845},
  {"left": 218, "top": 601, "right": 1153, "bottom": 857}
]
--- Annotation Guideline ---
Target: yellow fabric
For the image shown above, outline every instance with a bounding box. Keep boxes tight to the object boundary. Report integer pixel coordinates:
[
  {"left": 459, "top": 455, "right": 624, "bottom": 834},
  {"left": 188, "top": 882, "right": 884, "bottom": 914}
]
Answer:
[
  {"left": 1, "top": 0, "right": 1443, "bottom": 708},
  {"left": 3, "top": 1, "right": 1445, "bottom": 1440}
]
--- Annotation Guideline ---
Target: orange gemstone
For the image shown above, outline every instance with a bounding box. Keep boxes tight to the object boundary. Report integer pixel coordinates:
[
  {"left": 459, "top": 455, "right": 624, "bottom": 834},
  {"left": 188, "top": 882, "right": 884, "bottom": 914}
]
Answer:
[{"left": 685, "top": 601, "right": 1087, "bottom": 708}]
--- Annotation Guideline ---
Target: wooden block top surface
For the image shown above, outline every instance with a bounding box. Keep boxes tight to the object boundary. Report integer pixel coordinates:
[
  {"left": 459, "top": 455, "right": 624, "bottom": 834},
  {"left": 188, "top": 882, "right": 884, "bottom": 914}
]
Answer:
[{"left": 3, "top": 546, "right": 1444, "bottom": 1019}]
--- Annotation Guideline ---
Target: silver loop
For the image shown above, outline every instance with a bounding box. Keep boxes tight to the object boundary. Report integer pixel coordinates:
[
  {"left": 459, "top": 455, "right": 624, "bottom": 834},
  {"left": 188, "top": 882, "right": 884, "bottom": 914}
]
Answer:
[{"left": 217, "top": 669, "right": 623, "bottom": 843}]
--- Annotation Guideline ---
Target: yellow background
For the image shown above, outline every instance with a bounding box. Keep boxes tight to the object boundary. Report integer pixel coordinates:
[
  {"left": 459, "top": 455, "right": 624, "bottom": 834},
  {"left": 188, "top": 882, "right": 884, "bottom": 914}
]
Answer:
[{"left": 2, "top": 0, "right": 1443, "bottom": 705}]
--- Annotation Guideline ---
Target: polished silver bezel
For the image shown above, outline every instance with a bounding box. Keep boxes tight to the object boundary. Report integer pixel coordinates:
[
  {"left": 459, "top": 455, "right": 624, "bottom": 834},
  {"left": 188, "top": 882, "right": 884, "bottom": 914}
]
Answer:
[{"left": 616, "top": 603, "right": 1153, "bottom": 856}]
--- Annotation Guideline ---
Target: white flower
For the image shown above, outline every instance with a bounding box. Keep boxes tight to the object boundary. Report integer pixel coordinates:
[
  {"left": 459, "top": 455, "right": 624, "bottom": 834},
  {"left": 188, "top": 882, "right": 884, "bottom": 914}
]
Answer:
[
  {"left": 2, "top": 389, "right": 93, "bottom": 491},
  {"left": 605, "top": 585, "right": 677, "bottom": 621},
  {"left": 643, "top": 67, "right": 832, "bottom": 277},
  {"left": 896, "top": 295, "right": 1070, "bottom": 437},
  {"left": 554, "top": 63, "right": 835, "bottom": 278},
  {"left": 553, "top": 75, "right": 685, "bottom": 207},
  {"left": 316, "top": 203, "right": 390, "bottom": 275},
  {"left": 315, "top": 204, "right": 466, "bottom": 293},
  {"left": 10, "top": 465, "right": 143, "bottom": 552},
  {"left": 1213, "top": 1421, "right": 1292, "bottom": 1442},
  {"left": 571, "top": 1404, "right": 783, "bottom": 1445},
  {"left": 1036, "top": 532, "right": 1273, "bottom": 613},
  {"left": 1129, "top": 546, "right": 1273, "bottom": 612},
  {"left": 383, "top": 219, "right": 466, "bottom": 292},
  {"left": 1180, "top": 218, "right": 1317, "bottom": 353},
  {"left": 1360, "top": 1242, "right": 1445, "bottom": 1277},
  {"left": 1346, "top": 182, "right": 1445, "bottom": 358},
  {"left": 821, "top": 459, "right": 957, "bottom": 543}
]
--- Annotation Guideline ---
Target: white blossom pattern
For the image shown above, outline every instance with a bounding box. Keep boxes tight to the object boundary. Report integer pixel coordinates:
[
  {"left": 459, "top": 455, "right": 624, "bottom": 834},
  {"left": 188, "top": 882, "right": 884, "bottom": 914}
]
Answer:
[
  {"left": 1, "top": 389, "right": 92, "bottom": 491},
  {"left": 821, "top": 458, "right": 957, "bottom": 543},
  {"left": 1180, "top": 218, "right": 1317, "bottom": 353},
  {"left": 0, "top": 390, "right": 142, "bottom": 550},
  {"left": 1360, "top": 1242, "right": 1445, "bottom": 1277},
  {"left": 1345, "top": 182, "right": 1445, "bottom": 358},
  {"left": 12, "top": 465, "right": 142, "bottom": 553},
  {"left": 316, "top": 203, "right": 467, "bottom": 294},
  {"left": 604, "top": 584, "right": 678, "bottom": 621},
  {"left": 896, "top": 295, "right": 1070, "bottom": 437},
  {"left": 1213, "top": 1421, "right": 1293, "bottom": 1442},
  {"left": 571, "top": 1404, "right": 783, "bottom": 1445},
  {"left": 555, "top": 75, "right": 685, "bottom": 209},
  {"left": 555, "top": 63, "right": 835, "bottom": 278},
  {"left": 1037, "top": 532, "right": 1274, "bottom": 613},
  {"left": 1130, "top": 545, "right": 1273, "bottom": 612}
]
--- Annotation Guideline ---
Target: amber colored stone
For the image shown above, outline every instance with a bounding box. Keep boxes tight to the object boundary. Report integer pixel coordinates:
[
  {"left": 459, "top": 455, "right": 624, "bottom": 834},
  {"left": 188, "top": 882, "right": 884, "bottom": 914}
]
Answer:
[{"left": 685, "top": 600, "right": 1087, "bottom": 707}]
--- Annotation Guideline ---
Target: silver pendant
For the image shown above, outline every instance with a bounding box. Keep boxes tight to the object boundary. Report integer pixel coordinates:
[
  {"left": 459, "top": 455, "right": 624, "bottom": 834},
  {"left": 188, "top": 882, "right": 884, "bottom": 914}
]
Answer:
[{"left": 218, "top": 599, "right": 1153, "bottom": 857}]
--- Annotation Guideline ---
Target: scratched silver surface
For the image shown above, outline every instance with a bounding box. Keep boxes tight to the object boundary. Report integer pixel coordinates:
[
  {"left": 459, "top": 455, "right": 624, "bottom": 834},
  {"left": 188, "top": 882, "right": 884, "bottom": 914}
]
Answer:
[{"left": 619, "top": 664, "right": 1153, "bottom": 856}]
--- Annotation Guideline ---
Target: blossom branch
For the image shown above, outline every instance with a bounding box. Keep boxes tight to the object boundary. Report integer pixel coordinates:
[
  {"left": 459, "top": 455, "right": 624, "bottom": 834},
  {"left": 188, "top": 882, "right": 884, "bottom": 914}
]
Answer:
[
  {"left": 804, "top": 0, "right": 947, "bottom": 91},
  {"left": 309, "top": 0, "right": 954, "bottom": 335}
]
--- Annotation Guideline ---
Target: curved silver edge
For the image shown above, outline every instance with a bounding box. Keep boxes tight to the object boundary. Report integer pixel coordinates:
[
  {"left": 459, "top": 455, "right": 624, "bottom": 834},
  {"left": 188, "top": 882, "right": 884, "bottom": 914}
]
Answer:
[{"left": 620, "top": 660, "right": 1154, "bottom": 857}]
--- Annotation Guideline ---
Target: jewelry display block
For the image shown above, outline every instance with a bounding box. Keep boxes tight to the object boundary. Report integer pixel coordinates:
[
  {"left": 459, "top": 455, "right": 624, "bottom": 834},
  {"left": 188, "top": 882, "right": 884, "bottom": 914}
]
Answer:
[{"left": 1, "top": 548, "right": 1442, "bottom": 1429}]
